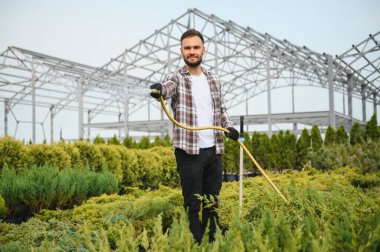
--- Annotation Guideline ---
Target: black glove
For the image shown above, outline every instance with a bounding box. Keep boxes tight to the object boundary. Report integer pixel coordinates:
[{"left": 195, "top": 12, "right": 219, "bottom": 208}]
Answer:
[
  {"left": 150, "top": 83, "right": 162, "bottom": 98},
  {"left": 225, "top": 127, "right": 239, "bottom": 141}
]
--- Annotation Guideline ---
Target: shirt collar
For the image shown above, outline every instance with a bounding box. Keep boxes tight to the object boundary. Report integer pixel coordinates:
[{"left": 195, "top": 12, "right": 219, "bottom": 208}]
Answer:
[{"left": 179, "top": 65, "right": 209, "bottom": 76}]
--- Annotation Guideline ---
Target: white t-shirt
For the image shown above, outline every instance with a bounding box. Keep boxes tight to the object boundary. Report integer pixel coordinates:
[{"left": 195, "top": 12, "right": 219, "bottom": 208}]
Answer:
[{"left": 191, "top": 73, "right": 215, "bottom": 148}]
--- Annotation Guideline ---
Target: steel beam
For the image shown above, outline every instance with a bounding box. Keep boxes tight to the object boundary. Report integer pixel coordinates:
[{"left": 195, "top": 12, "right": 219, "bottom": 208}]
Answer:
[
  {"left": 373, "top": 92, "right": 377, "bottom": 115},
  {"left": 327, "top": 55, "right": 335, "bottom": 128},
  {"left": 78, "top": 80, "right": 84, "bottom": 139},
  {"left": 4, "top": 99, "right": 9, "bottom": 136},
  {"left": 347, "top": 74, "right": 354, "bottom": 130},
  {"left": 50, "top": 105, "right": 54, "bottom": 143},
  {"left": 362, "top": 84, "right": 367, "bottom": 122},
  {"left": 32, "top": 69, "right": 36, "bottom": 143}
]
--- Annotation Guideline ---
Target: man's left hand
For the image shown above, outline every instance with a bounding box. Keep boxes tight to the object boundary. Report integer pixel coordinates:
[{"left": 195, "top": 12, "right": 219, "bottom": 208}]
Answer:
[{"left": 225, "top": 127, "right": 239, "bottom": 141}]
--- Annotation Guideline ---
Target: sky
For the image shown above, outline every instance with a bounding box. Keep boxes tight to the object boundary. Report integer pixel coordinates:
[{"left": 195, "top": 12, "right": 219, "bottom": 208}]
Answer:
[{"left": 0, "top": 0, "right": 379, "bottom": 142}]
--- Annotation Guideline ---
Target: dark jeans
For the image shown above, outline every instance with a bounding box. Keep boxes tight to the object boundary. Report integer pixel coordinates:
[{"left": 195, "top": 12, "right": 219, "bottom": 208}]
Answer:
[{"left": 175, "top": 146, "right": 223, "bottom": 243}]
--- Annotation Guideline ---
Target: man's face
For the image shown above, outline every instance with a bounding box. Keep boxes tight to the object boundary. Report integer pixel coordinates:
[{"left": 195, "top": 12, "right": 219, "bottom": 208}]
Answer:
[{"left": 180, "top": 36, "right": 205, "bottom": 67}]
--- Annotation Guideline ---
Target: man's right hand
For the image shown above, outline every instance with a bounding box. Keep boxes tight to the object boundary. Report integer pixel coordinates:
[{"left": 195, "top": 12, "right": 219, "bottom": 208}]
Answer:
[{"left": 150, "top": 83, "right": 162, "bottom": 98}]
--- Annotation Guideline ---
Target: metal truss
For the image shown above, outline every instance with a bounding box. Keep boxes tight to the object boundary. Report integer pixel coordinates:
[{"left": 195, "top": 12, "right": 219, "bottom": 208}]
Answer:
[{"left": 0, "top": 8, "right": 379, "bottom": 143}]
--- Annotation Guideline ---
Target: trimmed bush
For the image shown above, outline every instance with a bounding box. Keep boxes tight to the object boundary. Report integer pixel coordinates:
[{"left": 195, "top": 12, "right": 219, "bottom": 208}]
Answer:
[
  {"left": 74, "top": 141, "right": 105, "bottom": 172},
  {"left": 134, "top": 149, "right": 165, "bottom": 189},
  {"left": 56, "top": 141, "right": 84, "bottom": 169},
  {"left": 27, "top": 144, "right": 71, "bottom": 170},
  {"left": 98, "top": 144, "right": 123, "bottom": 182},
  {"left": 0, "top": 136, "right": 30, "bottom": 172},
  {"left": 112, "top": 145, "right": 140, "bottom": 188},
  {"left": 150, "top": 146, "right": 179, "bottom": 187}
]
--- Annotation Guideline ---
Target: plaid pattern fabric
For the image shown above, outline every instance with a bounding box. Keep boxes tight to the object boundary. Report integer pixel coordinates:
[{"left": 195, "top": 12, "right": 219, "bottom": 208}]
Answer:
[{"left": 161, "top": 66, "right": 233, "bottom": 154}]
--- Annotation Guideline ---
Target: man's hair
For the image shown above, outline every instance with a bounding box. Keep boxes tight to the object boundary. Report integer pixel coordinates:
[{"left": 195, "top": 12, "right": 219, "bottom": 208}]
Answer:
[{"left": 180, "top": 29, "right": 204, "bottom": 44}]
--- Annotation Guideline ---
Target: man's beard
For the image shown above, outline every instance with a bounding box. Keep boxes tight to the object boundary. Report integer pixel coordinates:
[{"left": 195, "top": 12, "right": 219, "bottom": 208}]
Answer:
[{"left": 183, "top": 56, "right": 202, "bottom": 67}]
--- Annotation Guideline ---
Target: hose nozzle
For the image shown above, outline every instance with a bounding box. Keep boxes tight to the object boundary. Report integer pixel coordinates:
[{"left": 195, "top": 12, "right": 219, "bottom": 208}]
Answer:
[{"left": 150, "top": 89, "right": 161, "bottom": 94}]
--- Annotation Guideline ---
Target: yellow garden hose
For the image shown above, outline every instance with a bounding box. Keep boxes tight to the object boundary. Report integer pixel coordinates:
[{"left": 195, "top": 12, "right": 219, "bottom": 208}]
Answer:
[{"left": 156, "top": 95, "right": 289, "bottom": 205}]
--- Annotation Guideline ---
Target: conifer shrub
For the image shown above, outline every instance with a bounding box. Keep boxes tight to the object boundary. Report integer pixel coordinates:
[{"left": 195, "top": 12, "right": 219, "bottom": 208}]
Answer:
[
  {"left": 138, "top": 136, "right": 152, "bottom": 149},
  {"left": 0, "top": 136, "right": 30, "bottom": 172},
  {"left": 97, "top": 144, "right": 123, "bottom": 182},
  {"left": 107, "top": 134, "right": 121, "bottom": 145},
  {"left": 0, "top": 218, "right": 80, "bottom": 251},
  {"left": 365, "top": 113, "right": 380, "bottom": 141},
  {"left": 296, "top": 128, "right": 311, "bottom": 169},
  {"left": 307, "top": 145, "right": 343, "bottom": 171},
  {"left": 27, "top": 144, "right": 71, "bottom": 170},
  {"left": 0, "top": 194, "right": 6, "bottom": 219},
  {"left": 324, "top": 125, "right": 336, "bottom": 146},
  {"left": 150, "top": 146, "right": 179, "bottom": 187},
  {"left": 310, "top": 125, "right": 323, "bottom": 151},
  {"left": 112, "top": 145, "right": 140, "bottom": 188},
  {"left": 0, "top": 165, "right": 118, "bottom": 219},
  {"left": 93, "top": 134, "right": 105, "bottom": 144},
  {"left": 350, "top": 122, "right": 365, "bottom": 145},
  {"left": 335, "top": 125, "right": 349, "bottom": 144},
  {"left": 56, "top": 141, "right": 84, "bottom": 169},
  {"left": 122, "top": 135, "right": 137, "bottom": 148},
  {"left": 359, "top": 140, "right": 380, "bottom": 173},
  {"left": 1, "top": 168, "right": 379, "bottom": 251},
  {"left": 133, "top": 149, "right": 165, "bottom": 189},
  {"left": 223, "top": 137, "right": 239, "bottom": 173},
  {"left": 348, "top": 171, "right": 380, "bottom": 189},
  {"left": 74, "top": 141, "right": 105, "bottom": 172}
]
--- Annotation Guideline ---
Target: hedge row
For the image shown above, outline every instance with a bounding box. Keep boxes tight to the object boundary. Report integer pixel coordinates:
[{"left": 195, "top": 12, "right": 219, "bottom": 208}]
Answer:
[{"left": 0, "top": 137, "right": 179, "bottom": 189}]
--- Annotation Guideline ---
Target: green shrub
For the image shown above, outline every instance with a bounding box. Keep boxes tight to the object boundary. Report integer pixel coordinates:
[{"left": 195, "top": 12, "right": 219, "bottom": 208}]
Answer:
[
  {"left": 348, "top": 172, "right": 380, "bottom": 189},
  {"left": 56, "top": 141, "right": 84, "bottom": 169},
  {"left": 359, "top": 141, "right": 380, "bottom": 173},
  {"left": 107, "top": 134, "right": 121, "bottom": 145},
  {"left": 223, "top": 137, "right": 239, "bottom": 173},
  {"left": 350, "top": 122, "right": 365, "bottom": 145},
  {"left": 308, "top": 145, "right": 344, "bottom": 171},
  {"left": 152, "top": 134, "right": 172, "bottom": 147},
  {"left": 93, "top": 134, "right": 105, "bottom": 144},
  {"left": 0, "top": 218, "right": 81, "bottom": 251},
  {"left": 150, "top": 146, "right": 179, "bottom": 187},
  {"left": 0, "top": 194, "right": 6, "bottom": 219},
  {"left": 138, "top": 136, "right": 152, "bottom": 149},
  {"left": 122, "top": 135, "right": 137, "bottom": 148},
  {"left": 296, "top": 129, "right": 311, "bottom": 169},
  {"left": 365, "top": 113, "right": 380, "bottom": 141},
  {"left": 324, "top": 125, "right": 336, "bottom": 146},
  {"left": 98, "top": 144, "right": 123, "bottom": 182},
  {"left": 0, "top": 165, "right": 118, "bottom": 219},
  {"left": 0, "top": 136, "right": 30, "bottom": 172},
  {"left": 27, "top": 144, "right": 71, "bottom": 170},
  {"left": 134, "top": 149, "right": 165, "bottom": 189},
  {"left": 1, "top": 168, "right": 380, "bottom": 251},
  {"left": 74, "top": 141, "right": 105, "bottom": 171},
  {"left": 112, "top": 146, "right": 140, "bottom": 188},
  {"left": 311, "top": 125, "right": 323, "bottom": 151}
]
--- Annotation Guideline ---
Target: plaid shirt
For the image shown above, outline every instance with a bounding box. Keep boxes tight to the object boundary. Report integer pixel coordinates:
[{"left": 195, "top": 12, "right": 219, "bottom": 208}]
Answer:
[{"left": 161, "top": 66, "right": 233, "bottom": 155}]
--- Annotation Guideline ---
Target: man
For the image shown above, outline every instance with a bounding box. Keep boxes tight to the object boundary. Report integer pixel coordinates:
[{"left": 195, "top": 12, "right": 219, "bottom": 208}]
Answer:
[{"left": 150, "top": 29, "right": 239, "bottom": 244}]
